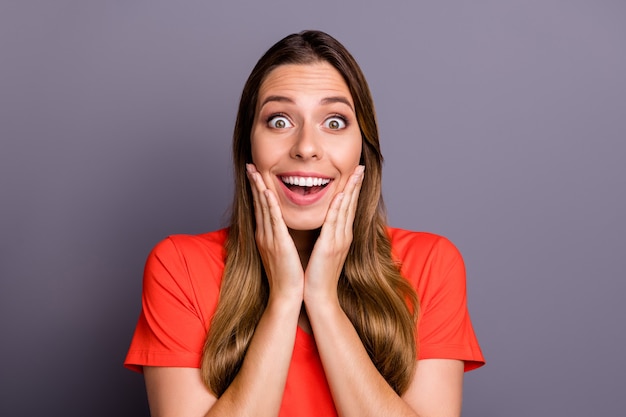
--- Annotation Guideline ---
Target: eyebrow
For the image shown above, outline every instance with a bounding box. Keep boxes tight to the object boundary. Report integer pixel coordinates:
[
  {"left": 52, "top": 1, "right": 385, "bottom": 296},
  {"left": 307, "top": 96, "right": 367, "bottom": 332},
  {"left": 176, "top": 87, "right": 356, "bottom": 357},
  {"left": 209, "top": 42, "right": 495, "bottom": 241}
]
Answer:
[
  {"left": 321, "top": 96, "right": 354, "bottom": 111},
  {"left": 260, "top": 95, "right": 294, "bottom": 107},
  {"left": 260, "top": 95, "right": 354, "bottom": 111}
]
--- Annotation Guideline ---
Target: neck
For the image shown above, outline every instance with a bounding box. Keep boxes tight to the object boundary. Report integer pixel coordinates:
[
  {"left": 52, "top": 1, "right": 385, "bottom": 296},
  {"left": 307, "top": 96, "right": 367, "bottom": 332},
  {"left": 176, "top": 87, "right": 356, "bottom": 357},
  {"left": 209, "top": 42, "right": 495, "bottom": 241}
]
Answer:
[{"left": 288, "top": 228, "right": 320, "bottom": 268}]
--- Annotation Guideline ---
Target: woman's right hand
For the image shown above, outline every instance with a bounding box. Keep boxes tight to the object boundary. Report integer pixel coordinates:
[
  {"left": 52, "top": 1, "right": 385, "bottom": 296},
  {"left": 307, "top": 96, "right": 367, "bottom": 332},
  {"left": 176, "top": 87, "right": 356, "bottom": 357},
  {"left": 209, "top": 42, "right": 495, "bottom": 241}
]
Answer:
[
  {"left": 247, "top": 163, "right": 304, "bottom": 302},
  {"left": 144, "top": 166, "right": 305, "bottom": 416}
]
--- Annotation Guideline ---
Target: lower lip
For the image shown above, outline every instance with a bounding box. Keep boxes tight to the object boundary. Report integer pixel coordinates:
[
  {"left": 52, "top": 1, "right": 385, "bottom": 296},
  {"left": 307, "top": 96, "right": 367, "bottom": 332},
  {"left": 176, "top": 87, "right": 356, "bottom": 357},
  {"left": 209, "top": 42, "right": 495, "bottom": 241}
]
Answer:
[{"left": 278, "top": 180, "right": 332, "bottom": 206}]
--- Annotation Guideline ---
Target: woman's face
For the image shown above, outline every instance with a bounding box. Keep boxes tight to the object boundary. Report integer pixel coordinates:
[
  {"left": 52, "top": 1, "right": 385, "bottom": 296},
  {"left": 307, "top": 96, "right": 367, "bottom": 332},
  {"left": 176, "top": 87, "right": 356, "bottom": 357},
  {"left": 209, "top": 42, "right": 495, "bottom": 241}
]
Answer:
[{"left": 250, "top": 62, "right": 362, "bottom": 231}]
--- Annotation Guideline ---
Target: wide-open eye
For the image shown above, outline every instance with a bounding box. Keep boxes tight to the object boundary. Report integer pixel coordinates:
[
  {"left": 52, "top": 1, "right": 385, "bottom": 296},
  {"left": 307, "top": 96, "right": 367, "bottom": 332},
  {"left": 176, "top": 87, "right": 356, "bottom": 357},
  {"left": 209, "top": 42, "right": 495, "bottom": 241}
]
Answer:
[
  {"left": 267, "top": 115, "right": 293, "bottom": 129},
  {"left": 324, "top": 116, "right": 347, "bottom": 130}
]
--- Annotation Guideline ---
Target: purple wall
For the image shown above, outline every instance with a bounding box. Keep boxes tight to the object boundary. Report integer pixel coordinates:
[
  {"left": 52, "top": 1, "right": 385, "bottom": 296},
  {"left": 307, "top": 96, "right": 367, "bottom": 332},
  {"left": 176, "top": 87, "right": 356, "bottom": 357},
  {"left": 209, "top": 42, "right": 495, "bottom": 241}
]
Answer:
[{"left": 2, "top": 1, "right": 624, "bottom": 416}]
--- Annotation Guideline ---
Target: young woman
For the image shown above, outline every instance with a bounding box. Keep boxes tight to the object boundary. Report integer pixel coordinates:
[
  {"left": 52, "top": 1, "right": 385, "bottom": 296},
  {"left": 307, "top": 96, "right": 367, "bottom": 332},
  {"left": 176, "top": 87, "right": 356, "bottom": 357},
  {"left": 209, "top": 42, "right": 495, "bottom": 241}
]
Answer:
[{"left": 125, "top": 30, "right": 484, "bottom": 417}]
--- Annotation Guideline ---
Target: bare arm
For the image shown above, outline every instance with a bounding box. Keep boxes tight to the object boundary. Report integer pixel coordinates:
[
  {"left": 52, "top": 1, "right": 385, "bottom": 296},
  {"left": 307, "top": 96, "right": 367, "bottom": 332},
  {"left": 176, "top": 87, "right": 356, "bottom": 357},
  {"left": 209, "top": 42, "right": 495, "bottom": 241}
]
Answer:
[
  {"left": 143, "top": 165, "right": 305, "bottom": 417},
  {"left": 304, "top": 166, "right": 464, "bottom": 417},
  {"left": 305, "top": 299, "right": 464, "bottom": 417},
  {"left": 144, "top": 296, "right": 301, "bottom": 417}
]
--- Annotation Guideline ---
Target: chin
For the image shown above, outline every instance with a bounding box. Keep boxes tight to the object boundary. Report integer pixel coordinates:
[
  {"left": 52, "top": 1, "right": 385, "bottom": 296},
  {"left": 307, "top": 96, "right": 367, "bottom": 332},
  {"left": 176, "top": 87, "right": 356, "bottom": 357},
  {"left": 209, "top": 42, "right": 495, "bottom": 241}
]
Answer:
[{"left": 284, "top": 216, "right": 325, "bottom": 231}]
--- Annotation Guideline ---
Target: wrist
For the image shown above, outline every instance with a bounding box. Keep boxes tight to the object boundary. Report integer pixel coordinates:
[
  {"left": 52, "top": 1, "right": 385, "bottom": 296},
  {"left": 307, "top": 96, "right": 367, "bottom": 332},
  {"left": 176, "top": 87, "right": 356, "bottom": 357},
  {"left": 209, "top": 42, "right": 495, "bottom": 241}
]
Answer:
[
  {"left": 303, "top": 290, "right": 341, "bottom": 319},
  {"left": 267, "top": 291, "right": 303, "bottom": 315}
]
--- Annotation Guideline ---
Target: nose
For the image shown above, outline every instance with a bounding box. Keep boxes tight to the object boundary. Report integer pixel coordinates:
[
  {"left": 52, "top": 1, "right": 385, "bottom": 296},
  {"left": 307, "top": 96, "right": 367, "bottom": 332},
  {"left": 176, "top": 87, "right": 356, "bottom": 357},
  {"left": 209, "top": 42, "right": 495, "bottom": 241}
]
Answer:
[{"left": 290, "top": 123, "right": 323, "bottom": 160}]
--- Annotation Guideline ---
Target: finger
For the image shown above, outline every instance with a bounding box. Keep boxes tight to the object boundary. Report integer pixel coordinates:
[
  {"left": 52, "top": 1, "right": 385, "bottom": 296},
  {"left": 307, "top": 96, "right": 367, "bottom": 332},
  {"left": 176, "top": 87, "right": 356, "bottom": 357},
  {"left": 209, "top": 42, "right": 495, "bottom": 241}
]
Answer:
[
  {"left": 345, "top": 165, "right": 365, "bottom": 234},
  {"left": 247, "top": 166, "right": 274, "bottom": 245},
  {"left": 264, "top": 188, "right": 291, "bottom": 241},
  {"left": 319, "top": 192, "right": 344, "bottom": 243},
  {"left": 247, "top": 165, "right": 265, "bottom": 236},
  {"left": 254, "top": 174, "right": 274, "bottom": 245},
  {"left": 336, "top": 165, "right": 364, "bottom": 237},
  {"left": 328, "top": 192, "right": 345, "bottom": 226}
]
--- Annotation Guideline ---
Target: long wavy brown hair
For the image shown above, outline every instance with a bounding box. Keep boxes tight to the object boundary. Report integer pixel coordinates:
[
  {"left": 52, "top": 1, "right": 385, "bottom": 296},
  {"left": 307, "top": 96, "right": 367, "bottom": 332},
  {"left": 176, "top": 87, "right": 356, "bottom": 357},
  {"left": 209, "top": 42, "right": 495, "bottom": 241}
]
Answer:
[{"left": 201, "top": 30, "right": 419, "bottom": 397}]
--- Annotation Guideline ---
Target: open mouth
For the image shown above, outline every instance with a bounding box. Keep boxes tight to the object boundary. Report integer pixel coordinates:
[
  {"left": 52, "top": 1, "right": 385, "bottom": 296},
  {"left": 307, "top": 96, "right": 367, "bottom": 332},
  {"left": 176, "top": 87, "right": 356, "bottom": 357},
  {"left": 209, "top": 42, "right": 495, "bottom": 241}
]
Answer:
[{"left": 280, "top": 176, "right": 331, "bottom": 196}]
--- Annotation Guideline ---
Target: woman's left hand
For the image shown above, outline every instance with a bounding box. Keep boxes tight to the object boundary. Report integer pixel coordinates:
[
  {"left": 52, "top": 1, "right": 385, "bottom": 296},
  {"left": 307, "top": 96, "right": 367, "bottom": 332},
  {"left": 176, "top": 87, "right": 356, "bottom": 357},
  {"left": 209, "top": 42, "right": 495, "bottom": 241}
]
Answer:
[{"left": 303, "top": 165, "right": 365, "bottom": 303}]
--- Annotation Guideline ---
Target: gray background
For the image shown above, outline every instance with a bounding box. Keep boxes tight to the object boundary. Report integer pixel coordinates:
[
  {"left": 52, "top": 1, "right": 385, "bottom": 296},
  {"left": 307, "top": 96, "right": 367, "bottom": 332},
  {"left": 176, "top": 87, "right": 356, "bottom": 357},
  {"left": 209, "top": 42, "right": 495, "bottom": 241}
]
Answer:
[{"left": 1, "top": 1, "right": 624, "bottom": 416}]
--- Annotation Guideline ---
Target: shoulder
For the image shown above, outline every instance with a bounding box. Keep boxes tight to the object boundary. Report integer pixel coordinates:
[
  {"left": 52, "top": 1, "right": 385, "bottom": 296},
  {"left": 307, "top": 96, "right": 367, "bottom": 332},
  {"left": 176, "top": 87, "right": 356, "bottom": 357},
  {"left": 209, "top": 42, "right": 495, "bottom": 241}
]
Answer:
[
  {"left": 150, "top": 228, "right": 228, "bottom": 266},
  {"left": 388, "top": 228, "right": 485, "bottom": 369},
  {"left": 125, "top": 230, "right": 230, "bottom": 370},
  {"left": 145, "top": 228, "right": 229, "bottom": 290},
  {"left": 386, "top": 226, "right": 466, "bottom": 295},
  {"left": 387, "top": 227, "right": 462, "bottom": 269},
  {"left": 151, "top": 228, "right": 228, "bottom": 258}
]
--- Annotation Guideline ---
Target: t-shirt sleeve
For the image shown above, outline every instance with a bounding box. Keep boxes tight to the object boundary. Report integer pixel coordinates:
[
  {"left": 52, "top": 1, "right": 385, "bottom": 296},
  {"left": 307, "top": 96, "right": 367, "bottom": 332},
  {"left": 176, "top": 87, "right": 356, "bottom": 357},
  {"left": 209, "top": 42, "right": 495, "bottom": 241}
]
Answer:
[
  {"left": 404, "top": 235, "right": 485, "bottom": 371},
  {"left": 124, "top": 237, "right": 211, "bottom": 372}
]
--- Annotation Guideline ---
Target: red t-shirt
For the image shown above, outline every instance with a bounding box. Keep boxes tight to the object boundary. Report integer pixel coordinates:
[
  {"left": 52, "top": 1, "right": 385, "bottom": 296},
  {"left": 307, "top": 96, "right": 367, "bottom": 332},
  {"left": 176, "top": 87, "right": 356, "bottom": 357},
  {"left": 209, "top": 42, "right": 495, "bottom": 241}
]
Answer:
[{"left": 125, "top": 227, "right": 484, "bottom": 415}]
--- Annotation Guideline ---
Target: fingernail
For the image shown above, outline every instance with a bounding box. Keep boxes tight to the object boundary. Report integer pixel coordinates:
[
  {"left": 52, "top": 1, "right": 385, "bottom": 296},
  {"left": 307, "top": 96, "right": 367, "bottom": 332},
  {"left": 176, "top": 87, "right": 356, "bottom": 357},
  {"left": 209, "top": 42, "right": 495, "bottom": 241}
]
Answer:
[
  {"left": 246, "top": 164, "right": 253, "bottom": 173},
  {"left": 356, "top": 165, "right": 365, "bottom": 175}
]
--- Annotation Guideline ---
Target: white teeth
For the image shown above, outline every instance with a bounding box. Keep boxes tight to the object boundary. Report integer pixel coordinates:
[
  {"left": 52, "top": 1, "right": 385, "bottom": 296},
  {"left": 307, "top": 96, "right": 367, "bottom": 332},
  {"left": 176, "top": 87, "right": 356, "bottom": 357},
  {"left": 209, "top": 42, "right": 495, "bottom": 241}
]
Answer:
[{"left": 282, "top": 176, "right": 330, "bottom": 187}]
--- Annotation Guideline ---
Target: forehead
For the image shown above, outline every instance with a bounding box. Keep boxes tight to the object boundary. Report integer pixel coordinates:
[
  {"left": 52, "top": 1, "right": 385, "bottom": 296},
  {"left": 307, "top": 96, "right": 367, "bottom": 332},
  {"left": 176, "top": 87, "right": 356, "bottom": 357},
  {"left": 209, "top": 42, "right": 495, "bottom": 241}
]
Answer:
[{"left": 258, "top": 62, "right": 353, "bottom": 104}]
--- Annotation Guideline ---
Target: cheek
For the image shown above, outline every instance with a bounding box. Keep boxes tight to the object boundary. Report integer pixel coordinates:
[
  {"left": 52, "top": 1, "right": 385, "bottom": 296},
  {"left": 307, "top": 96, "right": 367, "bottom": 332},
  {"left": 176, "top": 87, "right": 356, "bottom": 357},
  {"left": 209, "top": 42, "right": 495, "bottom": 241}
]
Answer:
[
  {"left": 354, "top": 141, "right": 363, "bottom": 164},
  {"left": 341, "top": 136, "right": 363, "bottom": 167},
  {"left": 250, "top": 125, "right": 289, "bottom": 169},
  {"left": 250, "top": 140, "right": 279, "bottom": 189},
  {"left": 250, "top": 135, "right": 273, "bottom": 170},
  {"left": 251, "top": 151, "right": 277, "bottom": 177}
]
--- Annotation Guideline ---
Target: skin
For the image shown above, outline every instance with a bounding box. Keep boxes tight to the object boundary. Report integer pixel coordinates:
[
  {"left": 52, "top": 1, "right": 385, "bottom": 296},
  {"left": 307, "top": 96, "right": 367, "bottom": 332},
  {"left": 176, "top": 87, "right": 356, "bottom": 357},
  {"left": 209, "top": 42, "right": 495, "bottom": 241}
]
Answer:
[
  {"left": 249, "top": 63, "right": 363, "bottom": 331},
  {"left": 250, "top": 63, "right": 363, "bottom": 234},
  {"left": 143, "top": 62, "right": 464, "bottom": 417}
]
